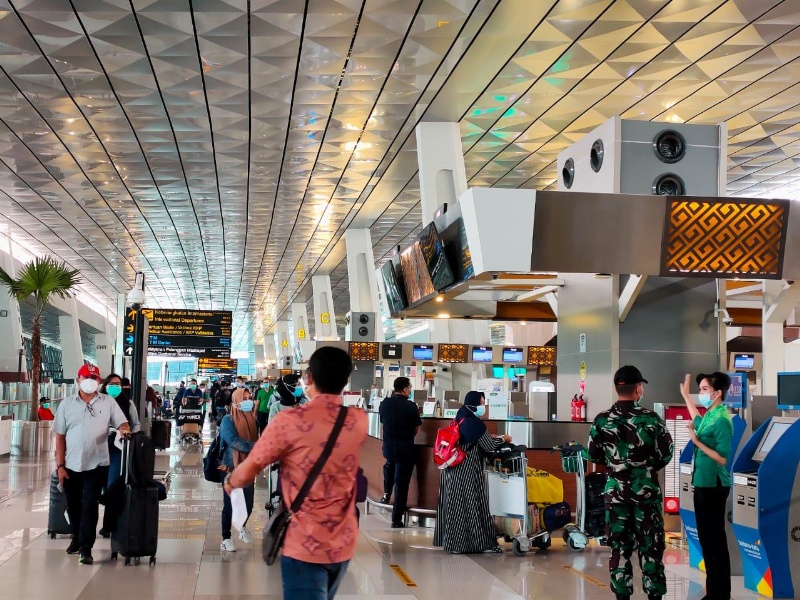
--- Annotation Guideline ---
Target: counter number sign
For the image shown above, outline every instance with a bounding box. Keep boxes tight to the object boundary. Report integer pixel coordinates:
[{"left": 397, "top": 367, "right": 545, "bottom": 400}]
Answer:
[
  {"left": 579, "top": 332, "right": 587, "bottom": 353},
  {"left": 580, "top": 361, "right": 587, "bottom": 381}
]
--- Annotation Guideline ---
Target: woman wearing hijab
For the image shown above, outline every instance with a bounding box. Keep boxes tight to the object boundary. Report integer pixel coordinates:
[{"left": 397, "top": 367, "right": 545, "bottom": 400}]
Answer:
[
  {"left": 433, "top": 391, "right": 511, "bottom": 554},
  {"left": 218, "top": 387, "right": 259, "bottom": 552},
  {"left": 268, "top": 373, "right": 305, "bottom": 423}
]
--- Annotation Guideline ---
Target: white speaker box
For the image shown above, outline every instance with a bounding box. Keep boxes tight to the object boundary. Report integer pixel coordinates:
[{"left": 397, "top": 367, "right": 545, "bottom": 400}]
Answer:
[{"left": 557, "top": 117, "right": 726, "bottom": 196}]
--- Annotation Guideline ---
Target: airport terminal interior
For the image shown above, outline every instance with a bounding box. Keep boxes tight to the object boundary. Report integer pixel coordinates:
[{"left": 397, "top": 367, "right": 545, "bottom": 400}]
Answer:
[{"left": 2, "top": 0, "right": 800, "bottom": 599}]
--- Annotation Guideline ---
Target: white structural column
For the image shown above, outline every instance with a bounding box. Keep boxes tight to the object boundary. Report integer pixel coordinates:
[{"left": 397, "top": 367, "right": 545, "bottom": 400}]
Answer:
[
  {"left": 416, "top": 122, "right": 469, "bottom": 222},
  {"left": 762, "top": 280, "right": 789, "bottom": 395},
  {"left": 0, "top": 251, "right": 25, "bottom": 376},
  {"left": 312, "top": 275, "right": 338, "bottom": 341},
  {"left": 291, "top": 302, "right": 309, "bottom": 345},
  {"left": 94, "top": 317, "right": 115, "bottom": 375},
  {"left": 274, "top": 321, "right": 291, "bottom": 368},
  {"left": 264, "top": 333, "right": 277, "bottom": 369},
  {"left": 59, "top": 298, "right": 85, "bottom": 376},
  {"left": 345, "top": 229, "right": 382, "bottom": 315}
]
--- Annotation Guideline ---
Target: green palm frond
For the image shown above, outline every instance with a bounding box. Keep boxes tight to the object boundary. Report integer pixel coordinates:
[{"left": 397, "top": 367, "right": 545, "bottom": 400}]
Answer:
[{"left": 0, "top": 256, "right": 81, "bottom": 310}]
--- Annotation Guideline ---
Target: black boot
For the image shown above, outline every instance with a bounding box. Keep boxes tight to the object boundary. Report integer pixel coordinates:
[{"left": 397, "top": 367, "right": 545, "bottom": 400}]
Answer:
[
  {"left": 647, "top": 595, "right": 662, "bottom": 600},
  {"left": 615, "top": 595, "right": 630, "bottom": 600}
]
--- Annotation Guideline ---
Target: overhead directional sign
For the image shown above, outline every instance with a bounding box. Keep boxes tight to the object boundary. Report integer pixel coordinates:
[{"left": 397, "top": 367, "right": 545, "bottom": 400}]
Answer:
[
  {"left": 144, "top": 309, "right": 232, "bottom": 358},
  {"left": 122, "top": 307, "right": 139, "bottom": 356},
  {"left": 197, "top": 357, "right": 238, "bottom": 378}
]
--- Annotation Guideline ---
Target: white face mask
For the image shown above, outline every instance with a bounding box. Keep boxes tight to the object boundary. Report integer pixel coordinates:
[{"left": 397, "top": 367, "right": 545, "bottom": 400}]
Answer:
[{"left": 80, "top": 378, "right": 99, "bottom": 395}]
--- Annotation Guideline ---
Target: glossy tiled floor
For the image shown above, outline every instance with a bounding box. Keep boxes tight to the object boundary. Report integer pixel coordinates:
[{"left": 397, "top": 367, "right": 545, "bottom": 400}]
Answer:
[{"left": 0, "top": 424, "right": 767, "bottom": 600}]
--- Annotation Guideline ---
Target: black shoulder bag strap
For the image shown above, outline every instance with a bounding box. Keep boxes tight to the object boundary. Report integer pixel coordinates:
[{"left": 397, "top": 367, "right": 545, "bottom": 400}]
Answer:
[{"left": 289, "top": 405, "right": 348, "bottom": 514}]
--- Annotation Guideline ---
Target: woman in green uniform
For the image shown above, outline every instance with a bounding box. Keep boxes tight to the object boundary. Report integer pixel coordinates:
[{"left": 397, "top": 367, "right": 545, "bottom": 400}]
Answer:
[{"left": 680, "top": 372, "right": 733, "bottom": 600}]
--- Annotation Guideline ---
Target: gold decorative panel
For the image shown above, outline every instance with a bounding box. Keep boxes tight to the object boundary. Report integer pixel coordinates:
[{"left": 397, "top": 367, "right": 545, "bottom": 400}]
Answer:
[
  {"left": 528, "top": 346, "right": 556, "bottom": 366},
  {"left": 661, "top": 199, "right": 789, "bottom": 279},
  {"left": 349, "top": 342, "right": 379, "bottom": 362},
  {"left": 437, "top": 344, "right": 468, "bottom": 364}
]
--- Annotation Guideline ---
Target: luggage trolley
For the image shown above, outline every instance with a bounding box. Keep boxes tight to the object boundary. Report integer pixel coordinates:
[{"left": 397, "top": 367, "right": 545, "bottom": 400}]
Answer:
[
  {"left": 555, "top": 443, "right": 609, "bottom": 551},
  {"left": 487, "top": 446, "right": 557, "bottom": 556},
  {"left": 177, "top": 405, "right": 204, "bottom": 444}
]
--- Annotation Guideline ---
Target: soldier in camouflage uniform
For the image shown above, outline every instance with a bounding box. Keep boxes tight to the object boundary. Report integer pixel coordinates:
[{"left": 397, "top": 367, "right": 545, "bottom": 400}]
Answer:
[{"left": 584, "top": 365, "right": 674, "bottom": 600}]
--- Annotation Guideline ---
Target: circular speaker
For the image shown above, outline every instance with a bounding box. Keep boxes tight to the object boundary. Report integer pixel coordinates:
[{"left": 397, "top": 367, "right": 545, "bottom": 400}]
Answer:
[
  {"left": 358, "top": 326, "right": 369, "bottom": 337},
  {"left": 590, "top": 139, "right": 604, "bottom": 172},
  {"left": 652, "top": 173, "right": 686, "bottom": 196},
  {"left": 358, "top": 313, "right": 369, "bottom": 325},
  {"left": 653, "top": 130, "right": 686, "bottom": 163},
  {"left": 562, "top": 158, "right": 575, "bottom": 189}
]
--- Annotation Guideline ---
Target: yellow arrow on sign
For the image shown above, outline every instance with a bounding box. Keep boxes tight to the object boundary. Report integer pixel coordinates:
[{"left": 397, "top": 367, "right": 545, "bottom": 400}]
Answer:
[
  {"left": 126, "top": 324, "right": 134, "bottom": 333},
  {"left": 127, "top": 309, "right": 138, "bottom": 319}
]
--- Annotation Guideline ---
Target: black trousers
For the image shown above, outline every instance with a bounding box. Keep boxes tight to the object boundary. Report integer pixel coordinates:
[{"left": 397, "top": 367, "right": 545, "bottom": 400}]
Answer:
[
  {"left": 65, "top": 466, "right": 109, "bottom": 552},
  {"left": 383, "top": 459, "right": 414, "bottom": 525},
  {"left": 257, "top": 411, "right": 269, "bottom": 434},
  {"left": 694, "top": 481, "right": 731, "bottom": 600}
]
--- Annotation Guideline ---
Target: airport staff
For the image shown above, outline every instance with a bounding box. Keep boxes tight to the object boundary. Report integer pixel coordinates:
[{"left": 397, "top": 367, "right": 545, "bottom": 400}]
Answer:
[
  {"left": 584, "top": 365, "right": 674, "bottom": 600},
  {"left": 379, "top": 377, "right": 422, "bottom": 528},
  {"left": 681, "top": 372, "right": 734, "bottom": 600},
  {"left": 54, "top": 364, "right": 130, "bottom": 565}
]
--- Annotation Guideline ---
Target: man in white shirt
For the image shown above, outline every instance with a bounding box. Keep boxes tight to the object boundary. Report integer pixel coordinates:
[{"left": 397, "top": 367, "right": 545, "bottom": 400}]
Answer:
[{"left": 54, "top": 364, "right": 130, "bottom": 565}]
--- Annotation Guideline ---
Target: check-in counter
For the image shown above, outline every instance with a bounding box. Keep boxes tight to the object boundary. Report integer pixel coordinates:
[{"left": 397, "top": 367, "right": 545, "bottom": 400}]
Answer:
[{"left": 360, "top": 412, "right": 593, "bottom": 511}]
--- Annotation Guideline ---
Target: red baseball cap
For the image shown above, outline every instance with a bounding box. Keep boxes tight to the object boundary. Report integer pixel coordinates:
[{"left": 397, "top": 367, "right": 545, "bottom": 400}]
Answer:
[{"left": 77, "top": 364, "right": 101, "bottom": 380}]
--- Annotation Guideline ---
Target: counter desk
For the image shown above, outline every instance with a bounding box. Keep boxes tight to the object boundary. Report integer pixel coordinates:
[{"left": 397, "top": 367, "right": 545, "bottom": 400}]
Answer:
[{"left": 360, "top": 413, "right": 593, "bottom": 511}]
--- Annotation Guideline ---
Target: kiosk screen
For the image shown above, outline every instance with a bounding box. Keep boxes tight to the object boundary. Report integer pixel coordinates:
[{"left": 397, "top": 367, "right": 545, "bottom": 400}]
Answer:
[
  {"left": 777, "top": 372, "right": 800, "bottom": 409},
  {"left": 733, "top": 353, "right": 754, "bottom": 369},
  {"left": 753, "top": 420, "right": 793, "bottom": 461}
]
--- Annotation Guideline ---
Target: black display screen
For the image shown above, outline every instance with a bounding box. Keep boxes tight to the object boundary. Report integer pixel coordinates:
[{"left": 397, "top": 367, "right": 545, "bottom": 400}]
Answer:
[
  {"left": 399, "top": 242, "right": 435, "bottom": 306},
  {"left": 380, "top": 260, "right": 407, "bottom": 315},
  {"left": 382, "top": 343, "right": 403, "bottom": 359},
  {"left": 418, "top": 223, "right": 455, "bottom": 291}
]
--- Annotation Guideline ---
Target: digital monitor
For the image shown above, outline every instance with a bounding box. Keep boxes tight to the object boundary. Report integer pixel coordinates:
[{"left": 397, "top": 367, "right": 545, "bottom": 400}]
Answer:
[
  {"left": 380, "top": 260, "right": 407, "bottom": 315},
  {"left": 502, "top": 347, "right": 524, "bottom": 364},
  {"left": 442, "top": 217, "right": 475, "bottom": 284},
  {"left": 777, "top": 372, "right": 800, "bottom": 409},
  {"left": 472, "top": 346, "right": 494, "bottom": 363},
  {"left": 418, "top": 223, "right": 455, "bottom": 291},
  {"left": 753, "top": 418, "right": 796, "bottom": 462},
  {"left": 381, "top": 343, "right": 403, "bottom": 360},
  {"left": 733, "top": 353, "right": 755, "bottom": 370},
  {"left": 399, "top": 242, "right": 435, "bottom": 306},
  {"left": 412, "top": 345, "right": 434, "bottom": 361}
]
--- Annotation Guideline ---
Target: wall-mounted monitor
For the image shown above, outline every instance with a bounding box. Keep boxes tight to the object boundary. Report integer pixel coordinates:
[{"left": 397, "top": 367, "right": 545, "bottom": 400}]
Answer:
[
  {"left": 412, "top": 345, "right": 434, "bottom": 361},
  {"left": 752, "top": 417, "right": 796, "bottom": 461},
  {"left": 472, "top": 346, "right": 494, "bottom": 363},
  {"left": 382, "top": 343, "right": 403, "bottom": 360},
  {"left": 502, "top": 347, "right": 525, "bottom": 364},
  {"left": 733, "top": 353, "right": 755, "bottom": 370},
  {"left": 399, "top": 242, "right": 435, "bottom": 306},
  {"left": 777, "top": 372, "right": 800, "bottom": 409},
  {"left": 441, "top": 217, "right": 474, "bottom": 285},
  {"left": 418, "top": 222, "right": 455, "bottom": 291},
  {"left": 380, "top": 259, "right": 407, "bottom": 315}
]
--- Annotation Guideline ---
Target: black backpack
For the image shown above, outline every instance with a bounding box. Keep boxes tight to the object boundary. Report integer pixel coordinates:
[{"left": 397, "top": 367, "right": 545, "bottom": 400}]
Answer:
[
  {"left": 203, "top": 435, "right": 224, "bottom": 483},
  {"left": 125, "top": 432, "right": 155, "bottom": 486}
]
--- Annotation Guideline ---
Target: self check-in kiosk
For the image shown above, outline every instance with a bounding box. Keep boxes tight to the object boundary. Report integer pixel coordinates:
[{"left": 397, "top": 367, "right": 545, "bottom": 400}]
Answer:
[
  {"left": 731, "top": 417, "right": 800, "bottom": 598},
  {"left": 679, "top": 415, "right": 748, "bottom": 574}
]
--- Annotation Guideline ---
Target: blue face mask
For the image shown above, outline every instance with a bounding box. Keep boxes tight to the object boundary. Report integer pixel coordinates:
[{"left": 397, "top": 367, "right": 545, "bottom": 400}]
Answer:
[
  {"left": 698, "top": 393, "right": 715, "bottom": 409},
  {"left": 106, "top": 384, "right": 122, "bottom": 398},
  {"left": 42, "top": 403, "right": 50, "bottom": 409},
  {"left": 190, "top": 384, "right": 197, "bottom": 391},
  {"left": 239, "top": 400, "right": 255, "bottom": 412},
  {"left": 261, "top": 383, "right": 269, "bottom": 389},
  {"left": 474, "top": 405, "right": 486, "bottom": 417},
  {"left": 292, "top": 385, "right": 304, "bottom": 398}
]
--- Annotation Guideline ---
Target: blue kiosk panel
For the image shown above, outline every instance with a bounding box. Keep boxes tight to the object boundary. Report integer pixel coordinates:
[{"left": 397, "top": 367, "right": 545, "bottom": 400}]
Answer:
[{"left": 731, "top": 417, "right": 800, "bottom": 599}]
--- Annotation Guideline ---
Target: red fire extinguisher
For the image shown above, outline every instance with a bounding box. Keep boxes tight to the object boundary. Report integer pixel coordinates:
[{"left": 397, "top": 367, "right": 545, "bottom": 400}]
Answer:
[
  {"left": 571, "top": 394, "right": 579, "bottom": 421},
  {"left": 576, "top": 394, "right": 587, "bottom": 422}
]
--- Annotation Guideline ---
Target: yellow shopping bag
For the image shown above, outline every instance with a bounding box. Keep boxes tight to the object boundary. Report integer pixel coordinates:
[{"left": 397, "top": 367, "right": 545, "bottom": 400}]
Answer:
[{"left": 526, "top": 467, "right": 564, "bottom": 505}]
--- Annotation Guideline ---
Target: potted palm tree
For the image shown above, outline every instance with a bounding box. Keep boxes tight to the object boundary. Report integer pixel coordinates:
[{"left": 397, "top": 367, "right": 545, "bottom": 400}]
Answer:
[{"left": 0, "top": 257, "right": 81, "bottom": 432}]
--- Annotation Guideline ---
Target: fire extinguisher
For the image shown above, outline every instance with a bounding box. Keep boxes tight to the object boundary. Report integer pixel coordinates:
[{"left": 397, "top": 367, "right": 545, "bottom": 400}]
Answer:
[
  {"left": 576, "top": 394, "right": 587, "bottom": 422},
  {"left": 571, "top": 394, "right": 579, "bottom": 421}
]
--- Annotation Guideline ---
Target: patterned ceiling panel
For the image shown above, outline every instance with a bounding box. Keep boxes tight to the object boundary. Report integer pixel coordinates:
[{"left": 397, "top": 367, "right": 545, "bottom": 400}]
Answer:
[{"left": 0, "top": 0, "right": 799, "bottom": 351}]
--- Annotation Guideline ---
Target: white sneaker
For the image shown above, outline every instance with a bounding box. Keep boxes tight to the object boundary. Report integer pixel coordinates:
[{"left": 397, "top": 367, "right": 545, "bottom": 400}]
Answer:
[
  {"left": 238, "top": 527, "right": 252, "bottom": 544},
  {"left": 220, "top": 539, "right": 236, "bottom": 552}
]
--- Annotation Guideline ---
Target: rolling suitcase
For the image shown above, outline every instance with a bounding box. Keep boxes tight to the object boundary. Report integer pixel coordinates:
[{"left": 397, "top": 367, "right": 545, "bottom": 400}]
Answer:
[
  {"left": 110, "top": 438, "right": 159, "bottom": 565},
  {"left": 48, "top": 470, "right": 71, "bottom": 538},
  {"left": 151, "top": 419, "right": 171, "bottom": 450}
]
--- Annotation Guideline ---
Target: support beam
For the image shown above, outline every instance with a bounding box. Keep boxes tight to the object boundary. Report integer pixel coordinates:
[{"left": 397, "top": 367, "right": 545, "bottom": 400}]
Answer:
[
  {"left": 513, "top": 285, "right": 560, "bottom": 302},
  {"left": 619, "top": 275, "right": 647, "bottom": 323},
  {"left": 765, "top": 280, "right": 800, "bottom": 324},
  {"left": 544, "top": 292, "right": 558, "bottom": 318}
]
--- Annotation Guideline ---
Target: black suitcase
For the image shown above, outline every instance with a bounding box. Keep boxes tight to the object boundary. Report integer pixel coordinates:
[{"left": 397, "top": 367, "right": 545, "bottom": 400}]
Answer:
[
  {"left": 151, "top": 419, "right": 171, "bottom": 450},
  {"left": 110, "top": 438, "right": 159, "bottom": 565},
  {"left": 48, "top": 471, "right": 71, "bottom": 538}
]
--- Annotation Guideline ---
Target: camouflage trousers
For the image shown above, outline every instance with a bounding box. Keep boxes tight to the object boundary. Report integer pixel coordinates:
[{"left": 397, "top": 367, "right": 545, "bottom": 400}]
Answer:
[{"left": 606, "top": 502, "right": 666, "bottom": 598}]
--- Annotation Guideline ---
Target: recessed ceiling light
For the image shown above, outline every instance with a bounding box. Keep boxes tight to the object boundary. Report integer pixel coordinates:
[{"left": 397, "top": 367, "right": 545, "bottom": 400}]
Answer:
[
  {"left": 437, "top": 312, "right": 450, "bottom": 319},
  {"left": 435, "top": 295, "right": 444, "bottom": 302}
]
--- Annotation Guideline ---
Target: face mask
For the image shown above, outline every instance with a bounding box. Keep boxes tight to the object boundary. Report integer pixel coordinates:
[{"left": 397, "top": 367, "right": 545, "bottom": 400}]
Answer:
[
  {"left": 474, "top": 405, "right": 486, "bottom": 417},
  {"left": 261, "top": 383, "right": 268, "bottom": 389},
  {"left": 236, "top": 382, "right": 244, "bottom": 388},
  {"left": 190, "top": 384, "right": 197, "bottom": 391},
  {"left": 106, "top": 384, "right": 122, "bottom": 398},
  {"left": 200, "top": 387, "right": 206, "bottom": 393},
  {"left": 80, "top": 378, "right": 99, "bottom": 395},
  {"left": 42, "top": 403, "right": 50, "bottom": 409},
  {"left": 239, "top": 400, "right": 255, "bottom": 412},
  {"left": 292, "top": 385, "right": 304, "bottom": 398},
  {"left": 698, "top": 393, "right": 715, "bottom": 409}
]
